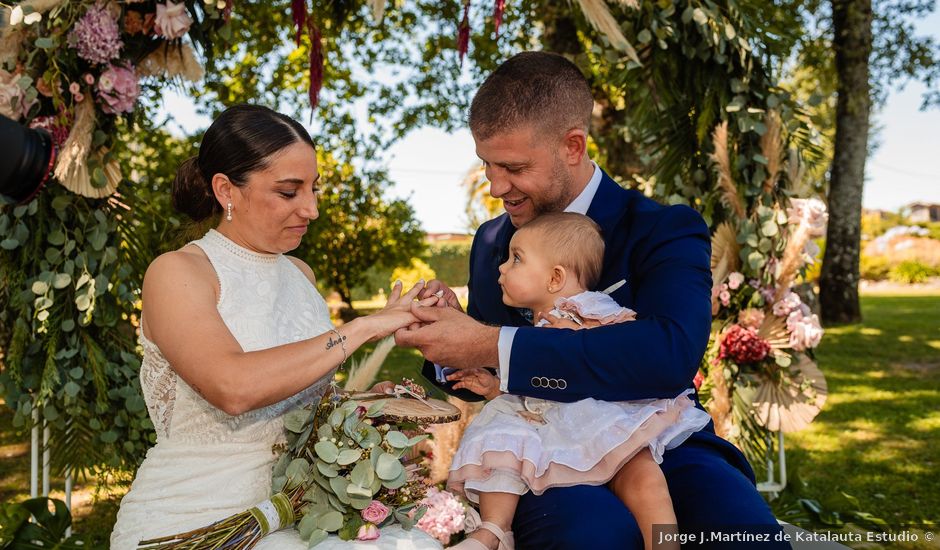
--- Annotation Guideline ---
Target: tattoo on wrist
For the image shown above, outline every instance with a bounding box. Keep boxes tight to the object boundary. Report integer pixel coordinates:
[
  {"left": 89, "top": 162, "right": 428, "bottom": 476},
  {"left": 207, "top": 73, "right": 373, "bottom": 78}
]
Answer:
[{"left": 327, "top": 328, "right": 348, "bottom": 367}]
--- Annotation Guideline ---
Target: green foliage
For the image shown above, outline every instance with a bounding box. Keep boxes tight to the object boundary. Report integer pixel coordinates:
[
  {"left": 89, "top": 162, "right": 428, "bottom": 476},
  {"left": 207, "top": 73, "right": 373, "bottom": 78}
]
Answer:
[
  {"left": 859, "top": 253, "right": 891, "bottom": 281},
  {"left": 282, "top": 396, "right": 429, "bottom": 544},
  {"left": 888, "top": 260, "right": 939, "bottom": 284},
  {"left": 390, "top": 259, "right": 437, "bottom": 293},
  {"left": 0, "top": 497, "right": 88, "bottom": 549},
  {"left": 786, "top": 294, "right": 940, "bottom": 527},
  {"left": 425, "top": 242, "right": 471, "bottom": 288},
  {"left": 296, "top": 151, "right": 426, "bottom": 305},
  {"left": 0, "top": 184, "right": 153, "bottom": 475}
]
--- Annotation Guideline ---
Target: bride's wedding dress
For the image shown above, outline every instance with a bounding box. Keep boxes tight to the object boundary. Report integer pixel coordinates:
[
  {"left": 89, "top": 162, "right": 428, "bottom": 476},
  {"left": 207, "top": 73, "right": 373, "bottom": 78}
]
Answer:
[{"left": 111, "top": 230, "right": 440, "bottom": 549}]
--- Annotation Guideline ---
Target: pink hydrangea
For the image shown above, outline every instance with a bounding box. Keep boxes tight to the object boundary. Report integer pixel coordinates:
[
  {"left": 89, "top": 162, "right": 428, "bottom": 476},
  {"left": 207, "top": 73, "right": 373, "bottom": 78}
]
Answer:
[
  {"left": 416, "top": 487, "right": 466, "bottom": 544},
  {"left": 67, "top": 4, "right": 123, "bottom": 64},
  {"left": 361, "top": 500, "right": 390, "bottom": 524},
  {"left": 787, "top": 310, "right": 823, "bottom": 351},
  {"left": 96, "top": 64, "right": 139, "bottom": 114}
]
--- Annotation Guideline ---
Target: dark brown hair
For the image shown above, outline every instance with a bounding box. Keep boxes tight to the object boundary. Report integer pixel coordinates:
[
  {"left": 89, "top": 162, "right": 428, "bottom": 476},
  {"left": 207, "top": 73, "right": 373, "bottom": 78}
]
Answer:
[
  {"left": 172, "top": 104, "right": 315, "bottom": 221},
  {"left": 518, "top": 212, "right": 605, "bottom": 290},
  {"left": 468, "top": 51, "right": 594, "bottom": 141}
]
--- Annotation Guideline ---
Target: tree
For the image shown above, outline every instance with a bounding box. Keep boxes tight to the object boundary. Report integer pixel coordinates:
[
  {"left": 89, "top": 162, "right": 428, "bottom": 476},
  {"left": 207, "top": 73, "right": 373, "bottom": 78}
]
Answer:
[
  {"left": 297, "top": 150, "right": 425, "bottom": 315},
  {"left": 818, "top": 0, "right": 873, "bottom": 324}
]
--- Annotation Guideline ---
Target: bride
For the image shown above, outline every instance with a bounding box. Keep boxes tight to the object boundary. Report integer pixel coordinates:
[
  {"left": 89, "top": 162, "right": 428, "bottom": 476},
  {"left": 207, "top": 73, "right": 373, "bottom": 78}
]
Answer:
[{"left": 110, "top": 105, "right": 441, "bottom": 549}]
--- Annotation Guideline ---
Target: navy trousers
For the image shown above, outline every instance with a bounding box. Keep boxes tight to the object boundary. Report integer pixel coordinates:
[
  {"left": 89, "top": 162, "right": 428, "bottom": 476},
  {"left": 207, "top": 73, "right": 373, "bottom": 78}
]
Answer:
[{"left": 510, "top": 434, "right": 790, "bottom": 549}]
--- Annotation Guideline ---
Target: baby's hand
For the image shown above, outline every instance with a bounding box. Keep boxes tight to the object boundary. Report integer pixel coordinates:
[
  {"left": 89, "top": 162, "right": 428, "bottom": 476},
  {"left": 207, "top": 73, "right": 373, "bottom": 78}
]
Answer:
[
  {"left": 535, "top": 312, "right": 600, "bottom": 330},
  {"left": 447, "top": 368, "right": 503, "bottom": 400}
]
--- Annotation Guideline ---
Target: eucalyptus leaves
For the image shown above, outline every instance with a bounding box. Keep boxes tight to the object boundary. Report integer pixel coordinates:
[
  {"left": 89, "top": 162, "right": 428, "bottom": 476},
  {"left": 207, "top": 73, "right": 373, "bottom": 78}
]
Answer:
[
  {"left": 277, "top": 394, "right": 430, "bottom": 545},
  {"left": 139, "top": 393, "right": 431, "bottom": 549},
  {"left": 0, "top": 185, "right": 151, "bottom": 474}
]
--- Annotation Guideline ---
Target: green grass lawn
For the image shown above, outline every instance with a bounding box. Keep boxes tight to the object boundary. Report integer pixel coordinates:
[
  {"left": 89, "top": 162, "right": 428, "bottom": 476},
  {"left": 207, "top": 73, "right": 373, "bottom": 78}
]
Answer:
[
  {"left": 780, "top": 294, "right": 940, "bottom": 546},
  {"left": 2, "top": 294, "right": 938, "bottom": 546}
]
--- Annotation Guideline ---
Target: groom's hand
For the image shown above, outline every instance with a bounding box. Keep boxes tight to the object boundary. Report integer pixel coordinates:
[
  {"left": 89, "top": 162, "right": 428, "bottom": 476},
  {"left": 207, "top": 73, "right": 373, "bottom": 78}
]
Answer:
[
  {"left": 394, "top": 304, "right": 499, "bottom": 369},
  {"left": 417, "top": 279, "right": 463, "bottom": 312}
]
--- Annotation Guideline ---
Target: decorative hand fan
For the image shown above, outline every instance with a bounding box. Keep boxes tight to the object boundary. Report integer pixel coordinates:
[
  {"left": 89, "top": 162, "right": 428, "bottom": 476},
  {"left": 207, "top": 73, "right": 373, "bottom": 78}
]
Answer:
[{"left": 751, "top": 355, "right": 827, "bottom": 433}]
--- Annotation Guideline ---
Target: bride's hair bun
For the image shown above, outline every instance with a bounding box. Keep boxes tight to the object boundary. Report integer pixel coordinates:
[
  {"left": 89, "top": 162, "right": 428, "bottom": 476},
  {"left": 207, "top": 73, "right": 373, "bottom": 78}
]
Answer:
[
  {"left": 172, "top": 156, "right": 217, "bottom": 222},
  {"left": 170, "top": 104, "right": 316, "bottom": 222}
]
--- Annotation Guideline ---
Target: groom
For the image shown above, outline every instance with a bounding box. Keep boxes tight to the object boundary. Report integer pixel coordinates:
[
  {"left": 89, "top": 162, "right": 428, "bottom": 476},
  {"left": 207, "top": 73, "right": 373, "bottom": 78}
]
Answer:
[{"left": 395, "top": 51, "right": 788, "bottom": 549}]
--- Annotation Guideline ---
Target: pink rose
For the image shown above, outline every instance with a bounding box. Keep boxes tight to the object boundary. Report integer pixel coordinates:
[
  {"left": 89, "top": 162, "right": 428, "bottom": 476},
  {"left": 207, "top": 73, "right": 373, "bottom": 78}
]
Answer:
[
  {"left": 356, "top": 523, "right": 380, "bottom": 541},
  {"left": 772, "top": 292, "right": 803, "bottom": 317},
  {"left": 155, "top": 0, "right": 193, "bottom": 39},
  {"left": 727, "top": 272, "right": 744, "bottom": 290},
  {"left": 361, "top": 500, "right": 390, "bottom": 524},
  {"left": 787, "top": 198, "right": 828, "bottom": 238},
  {"left": 719, "top": 290, "right": 731, "bottom": 307}
]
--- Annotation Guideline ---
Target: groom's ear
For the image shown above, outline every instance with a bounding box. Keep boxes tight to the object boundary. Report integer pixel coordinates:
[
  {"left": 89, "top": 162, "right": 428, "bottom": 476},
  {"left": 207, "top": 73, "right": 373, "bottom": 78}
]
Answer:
[
  {"left": 547, "top": 265, "right": 568, "bottom": 294},
  {"left": 560, "top": 128, "right": 588, "bottom": 166}
]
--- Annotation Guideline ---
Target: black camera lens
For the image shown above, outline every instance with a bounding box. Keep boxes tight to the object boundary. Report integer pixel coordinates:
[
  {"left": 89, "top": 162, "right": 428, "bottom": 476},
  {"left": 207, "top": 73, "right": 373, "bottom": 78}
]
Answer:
[{"left": 1, "top": 114, "right": 56, "bottom": 204}]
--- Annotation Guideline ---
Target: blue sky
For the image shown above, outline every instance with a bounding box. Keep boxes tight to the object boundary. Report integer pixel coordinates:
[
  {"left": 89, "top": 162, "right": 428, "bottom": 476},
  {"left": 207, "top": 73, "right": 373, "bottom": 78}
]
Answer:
[{"left": 162, "top": 11, "right": 940, "bottom": 234}]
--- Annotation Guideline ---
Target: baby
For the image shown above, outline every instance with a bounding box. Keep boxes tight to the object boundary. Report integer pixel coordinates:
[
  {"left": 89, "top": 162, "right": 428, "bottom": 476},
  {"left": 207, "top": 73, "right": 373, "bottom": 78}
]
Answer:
[{"left": 446, "top": 212, "right": 711, "bottom": 550}]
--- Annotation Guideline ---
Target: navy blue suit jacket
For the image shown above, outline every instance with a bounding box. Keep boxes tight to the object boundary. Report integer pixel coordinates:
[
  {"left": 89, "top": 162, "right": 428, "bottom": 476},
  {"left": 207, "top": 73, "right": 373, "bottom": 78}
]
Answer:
[
  {"left": 467, "top": 172, "right": 712, "bottom": 403},
  {"left": 424, "top": 169, "right": 755, "bottom": 481}
]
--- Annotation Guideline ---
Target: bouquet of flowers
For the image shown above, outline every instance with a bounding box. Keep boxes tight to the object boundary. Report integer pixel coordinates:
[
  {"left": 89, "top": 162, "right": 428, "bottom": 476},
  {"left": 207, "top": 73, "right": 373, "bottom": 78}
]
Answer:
[
  {"left": 139, "top": 384, "right": 459, "bottom": 548},
  {"left": 699, "top": 115, "right": 828, "bottom": 463},
  {"left": 1, "top": 0, "right": 229, "bottom": 198}
]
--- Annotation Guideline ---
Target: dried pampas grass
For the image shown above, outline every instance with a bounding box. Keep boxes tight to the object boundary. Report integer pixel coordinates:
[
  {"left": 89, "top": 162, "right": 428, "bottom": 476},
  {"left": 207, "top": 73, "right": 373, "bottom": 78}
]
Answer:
[
  {"left": 710, "top": 222, "right": 740, "bottom": 314},
  {"left": 367, "top": 0, "right": 386, "bottom": 22},
  {"left": 710, "top": 121, "right": 746, "bottom": 220},
  {"left": 342, "top": 337, "right": 395, "bottom": 392},
  {"left": 760, "top": 110, "right": 782, "bottom": 194},
  {"left": 137, "top": 42, "right": 204, "bottom": 82},
  {"left": 572, "top": 0, "right": 640, "bottom": 64},
  {"left": 707, "top": 363, "right": 733, "bottom": 439},
  {"left": 426, "top": 397, "right": 484, "bottom": 484}
]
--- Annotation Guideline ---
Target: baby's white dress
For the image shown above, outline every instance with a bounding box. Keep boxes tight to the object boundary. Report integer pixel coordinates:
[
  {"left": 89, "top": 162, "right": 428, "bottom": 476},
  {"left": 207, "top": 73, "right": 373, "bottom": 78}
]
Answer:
[{"left": 448, "top": 291, "right": 712, "bottom": 503}]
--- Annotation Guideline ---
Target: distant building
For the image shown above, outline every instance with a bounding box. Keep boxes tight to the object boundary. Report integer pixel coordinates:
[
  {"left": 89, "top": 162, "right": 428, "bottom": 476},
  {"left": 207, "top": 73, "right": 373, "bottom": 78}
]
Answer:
[
  {"left": 906, "top": 202, "right": 940, "bottom": 223},
  {"left": 425, "top": 232, "right": 473, "bottom": 244},
  {"left": 862, "top": 208, "right": 892, "bottom": 220}
]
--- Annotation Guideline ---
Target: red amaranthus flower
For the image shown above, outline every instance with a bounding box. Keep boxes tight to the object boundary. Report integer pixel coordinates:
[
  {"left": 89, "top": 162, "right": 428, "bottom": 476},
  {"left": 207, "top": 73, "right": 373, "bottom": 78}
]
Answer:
[{"left": 718, "top": 324, "right": 771, "bottom": 364}]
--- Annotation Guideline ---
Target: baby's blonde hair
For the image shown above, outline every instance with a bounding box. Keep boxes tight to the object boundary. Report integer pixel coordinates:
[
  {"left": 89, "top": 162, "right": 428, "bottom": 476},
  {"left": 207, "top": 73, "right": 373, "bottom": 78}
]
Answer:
[{"left": 517, "top": 212, "right": 604, "bottom": 290}]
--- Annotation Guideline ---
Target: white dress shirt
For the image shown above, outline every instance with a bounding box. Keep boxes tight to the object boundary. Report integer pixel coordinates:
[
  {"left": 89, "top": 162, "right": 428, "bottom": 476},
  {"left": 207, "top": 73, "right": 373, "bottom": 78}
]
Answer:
[{"left": 495, "top": 162, "right": 603, "bottom": 391}]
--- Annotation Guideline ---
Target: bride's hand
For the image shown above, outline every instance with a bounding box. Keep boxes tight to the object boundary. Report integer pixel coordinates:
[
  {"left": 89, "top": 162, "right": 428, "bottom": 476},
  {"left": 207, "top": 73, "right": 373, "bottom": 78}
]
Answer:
[{"left": 365, "top": 280, "right": 438, "bottom": 340}]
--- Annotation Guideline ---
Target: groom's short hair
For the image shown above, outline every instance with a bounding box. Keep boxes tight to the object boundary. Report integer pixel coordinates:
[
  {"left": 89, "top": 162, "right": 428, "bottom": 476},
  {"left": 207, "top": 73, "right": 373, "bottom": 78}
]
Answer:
[{"left": 469, "top": 51, "right": 593, "bottom": 141}]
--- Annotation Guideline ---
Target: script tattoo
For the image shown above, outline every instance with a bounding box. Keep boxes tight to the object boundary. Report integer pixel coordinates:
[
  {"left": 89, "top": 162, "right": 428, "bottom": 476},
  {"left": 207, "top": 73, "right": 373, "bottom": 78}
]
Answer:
[{"left": 325, "top": 333, "right": 347, "bottom": 351}]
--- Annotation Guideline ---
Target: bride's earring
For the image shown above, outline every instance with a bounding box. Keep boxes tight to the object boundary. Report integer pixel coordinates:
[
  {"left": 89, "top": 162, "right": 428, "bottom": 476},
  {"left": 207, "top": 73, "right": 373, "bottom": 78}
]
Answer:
[{"left": 226, "top": 202, "right": 233, "bottom": 222}]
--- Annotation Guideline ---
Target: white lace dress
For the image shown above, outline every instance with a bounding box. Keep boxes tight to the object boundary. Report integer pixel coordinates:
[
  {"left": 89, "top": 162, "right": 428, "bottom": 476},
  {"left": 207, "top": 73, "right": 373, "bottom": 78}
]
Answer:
[{"left": 110, "top": 230, "right": 440, "bottom": 550}]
